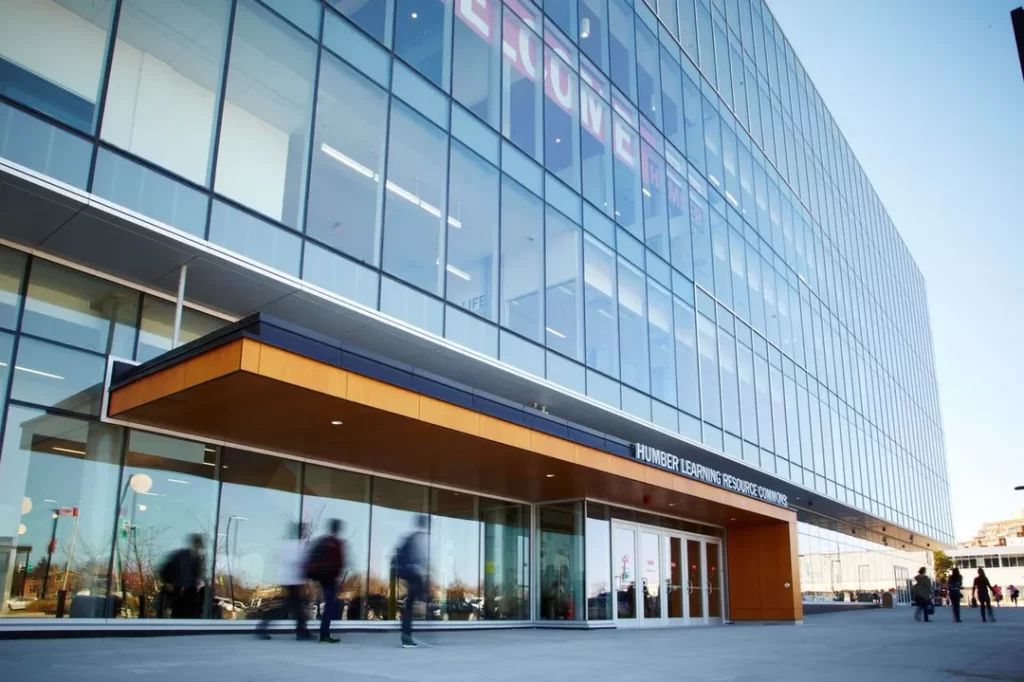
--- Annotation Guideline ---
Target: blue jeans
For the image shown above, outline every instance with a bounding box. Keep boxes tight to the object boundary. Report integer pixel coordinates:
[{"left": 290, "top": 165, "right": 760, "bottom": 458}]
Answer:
[
  {"left": 401, "top": 577, "right": 424, "bottom": 641},
  {"left": 319, "top": 581, "right": 336, "bottom": 640}
]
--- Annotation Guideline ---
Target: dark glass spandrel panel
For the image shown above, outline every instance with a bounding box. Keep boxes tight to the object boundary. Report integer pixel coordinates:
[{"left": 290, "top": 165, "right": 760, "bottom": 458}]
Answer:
[
  {"left": 0, "top": 0, "right": 114, "bottom": 132},
  {"left": 481, "top": 498, "right": 530, "bottom": 620},
  {"left": 92, "top": 149, "right": 209, "bottom": 238},
  {"left": 452, "top": 0, "right": 501, "bottom": 127},
  {"left": 306, "top": 52, "right": 388, "bottom": 267},
  {"left": 208, "top": 201, "right": 302, "bottom": 276},
  {"left": 583, "top": 234, "right": 619, "bottom": 377},
  {"left": 539, "top": 501, "right": 584, "bottom": 621},
  {"left": 302, "top": 464, "right": 371, "bottom": 621},
  {"left": 545, "top": 208, "right": 584, "bottom": 361},
  {"left": 579, "top": 0, "right": 609, "bottom": 72},
  {"left": 500, "top": 176, "right": 544, "bottom": 343},
  {"left": 381, "top": 101, "right": 449, "bottom": 296},
  {"left": 447, "top": 142, "right": 499, "bottom": 321},
  {"left": 303, "top": 239, "right": 380, "bottom": 310},
  {"left": 0, "top": 406, "right": 122, "bottom": 618},
  {"left": 118, "top": 431, "right": 219, "bottom": 618},
  {"left": 367, "top": 478, "right": 428, "bottom": 621},
  {"left": 395, "top": 0, "right": 453, "bottom": 90},
  {"left": 618, "top": 258, "right": 649, "bottom": 393},
  {"left": 214, "top": 450, "right": 301, "bottom": 615},
  {"left": 608, "top": 0, "right": 636, "bottom": 101},
  {"left": 430, "top": 489, "right": 482, "bottom": 622},
  {"left": 328, "top": 0, "right": 394, "bottom": 46},
  {"left": 102, "top": 0, "right": 231, "bottom": 186},
  {"left": 214, "top": 0, "right": 316, "bottom": 230},
  {"left": 0, "top": 247, "right": 26, "bottom": 331},
  {"left": 22, "top": 259, "right": 138, "bottom": 357},
  {"left": 502, "top": 7, "right": 543, "bottom": 162},
  {"left": 0, "top": 100, "right": 91, "bottom": 189},
  {"left": 136, "top": 295, "right": 226, "bottom": 363}
]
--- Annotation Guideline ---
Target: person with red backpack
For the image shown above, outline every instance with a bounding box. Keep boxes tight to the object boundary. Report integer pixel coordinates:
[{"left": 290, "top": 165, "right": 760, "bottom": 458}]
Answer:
[{"left": 306, "top": 519, "right": 346, "bottom": 643}]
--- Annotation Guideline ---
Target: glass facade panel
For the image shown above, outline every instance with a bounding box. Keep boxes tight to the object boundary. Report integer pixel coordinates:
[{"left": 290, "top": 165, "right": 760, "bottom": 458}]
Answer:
[
  {"left": 545, "top": 44, "right": 581, "bottom": 190},
  {"left": 481, "top": 498, "right": 530, "bottom": 620},
  {"left": 538, "top": 502, "right": 584, "bottom": 621},
  {"left": 447, "top": 142, "right": 500, "bottom": 321},
  {"left": 546, "top": 208, "right": 584, "bottom": 361},
  {"left": 452, "top": 0, "right": 500, "bottom": 127},
  {"left": 618, "top": 258, "right": 649, "bottom": 393},
  {"left": 583, "top": 234, "right": 619, "bottom": 377},
  {"left": 394, "top": 0, "right": 453, "bottom": 89},
  {"left": 501, "top": 177, "right": 544, "bottom": 343},
  {"left": 697, "top": 312, "right": 721, "bottom": 427},
  {"left": 136, "top": 296, "right": 224, "bottom": 363},
  {"left": 502, "top": 8, "right": 543, "bottom": 162},
  {"left": 608, "top": 0, "right": 637, "bottom": 100},
  {"left": 581, "top": 77, "right": 614, "bottom": 217},
  {"left": 648, "top": 280, "right": 676, "bottom": 405}
]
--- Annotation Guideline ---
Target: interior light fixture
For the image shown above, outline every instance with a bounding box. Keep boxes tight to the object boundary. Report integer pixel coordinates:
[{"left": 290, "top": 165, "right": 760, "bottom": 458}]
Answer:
[
  {"left": 580, "top": 17, "right": 591, "bottom": 39},
  {"left": 545, "top": 327, "right": 566, "bottom": 339},
  {"left": 545, "top": 473, "right": 556, "bottom": 478},
  {"left": 555, "top": 137, "right": 562, "bottom": 144},
  {"left": 446, "top": 263, "right": 472, "bottom": 281},
  {"left": 668, "top": 503, "right": 675, "bottom": 507},
  {"left": 167, "top": 478, "right": 190, "bottom": 485},
  {"left": 642, "top": 187, "right": 652, "bottom": 198},
  {"left": 138, "top": 504, "right": 147, "bottom": 512},
  {"left": 52, "top": 447, "right": 86, "bottom": 456},
  {"left": 14, "top": 365, "right": 64, "bottom": 380},
  {"left": 331, "top": 420, "right": 344, "bottom": 426}
]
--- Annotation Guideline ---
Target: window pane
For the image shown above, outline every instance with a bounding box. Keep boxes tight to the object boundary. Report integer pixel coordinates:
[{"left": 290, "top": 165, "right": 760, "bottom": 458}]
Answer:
[
  {"left": 618, "top": 259, "right": 649, "bottom": 392},
  {"left": 579, "top": 0, "right": 609, "bottom": 71},
  {"left": 501, "top": 177, "right": 544, "bottom": 342},
  {"left": 667, "top": 164, "right": 692, "bottom": 279},
  {"left": 695, "top": 2, "right": 715, "bottom": 87},
  {"left": 682, "top": 73, "right": 704, "bottom": 173},
  {"left": 367, "top": 478, "right": 428, "bottom": 621},
  {"left": 635, "top": 22, "right": 661, "bottom": 128},
  {"left": 0, "top": 101, "right": 91, "bottom": 189},
  {"left": 755, "top": 352, "right": 774, "bottom": 451},
  {"left": 660, "top": 51, "right": 685, "bottom": 154},
  {"left": 539, "top": 501, "right": 584, "bottom": 621},
  {"left": 481, "top": 498, "right": 530, "bottom": 620},
  {"left": 394, "top": 0, "right": 453, "bottom": 89},
  {"left": 11, "top": 338, "right": 104, "bottom": 414},
  {"left": 711, "top": 211, "right": 731, "bottom": 307},
  {"left": 102, "top": 0, "right": 230, "bottom": 184},
  {"left": 328, "top": 0, "right": 394, "bottom": 46},
  {"left": 648, "top": 280, "right": 676, "bottom": 405},
  {"left": 729, "top": 227, "right": 748, "bottom": 321},
  {"left": 545, "top": 47, "right": 581, "bottom": 190},
  {"left": 208, "top": 200, "right": 302, "bottom": 276},
  {"left": 214, "top": 450, "right": 301, "bottom": 610},
  {"left": 737, "top": 342, "right": 757, "bottom": 443},
  {"left": 581, "top": 79, "right": 614, "bottom": 217},
  {"left": 697, "top": 313, "right": 721, "bottom": 427},
  {"left": 307, "top": 52, "right": 388, "bottom": 266},
  {"left": 690, "top": 190, "right": 713, "bottom": 293},
  {"left": 642, "top": 143, "right": 669, "bottom": 259},
  {"left": 502, "top": 9, "right": 543, "bottom": 161},
  {"left": 679, "top": 0, "right": 698, "bottom": 59},
  {"left": 302, "top": 464, "right": 371, "bottom": 620},
  {"left": 661, "top": 0, "right": 679, "bottom": 38},
  {"left": 453, "top": 0, "right": 500, "bottom": 127},
  {"left": 0, "top": 0, "right": 114, "bottom": 131},
  {"left": 608, "top": 0, "right": 636, "bottom": 100},
  {"left": 719, "top": 329, "right": 740, "bottom": 435},
  {"left": 0, "top": 247, "right": 26, "bottom": 331},
  {"left": 136, "top": 295, "right": 225, "bottom": 363},
  {"left": 381, "top": 102, "right": 449, "bottom": 295},
  {"left": 674, "top": 297, "right": 700, "bottom": 417},
  {"left": 703, "top": 98, "right": 724, "bottom": 192},
  {"left": 546, "top": 208, "right": 584, "bottom": 361},
  {"left": 22, "top": 259, "right": 138, "bottom": 357},
  {"left": 584, "top": 234, "right": 618, "bottom": 377},
  {"left": 430, "top": 489, "right": 483, "bottom": 621},
  {"left": 613, "top": 111, "right": 642, "bottom": 239},
  {"left": 585, "top": 506, "right": 612, "bottom": 620},
  {"left": 447, "top": 142, "right": 499, "bottom": 321},
  {"left": 0, "top": 406, "right": 122, "bottom": 617},
  {"left": 118, "top": 431, "right": 219, "bottom": 618},
  {"left": 215, "top": 0, "right": 316, "bottom": 229}
]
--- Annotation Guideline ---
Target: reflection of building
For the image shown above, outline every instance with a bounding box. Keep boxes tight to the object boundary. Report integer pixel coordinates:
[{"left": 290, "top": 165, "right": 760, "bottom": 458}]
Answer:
[
  {"left": 959, "top": 510, "right": 1024, "bottom": 548},
  {"left": 947, "top": 546, "right": 1024, "bottom": 600},
  {"left": 0, "top": 0, "right": 952, "bottom": 634}
]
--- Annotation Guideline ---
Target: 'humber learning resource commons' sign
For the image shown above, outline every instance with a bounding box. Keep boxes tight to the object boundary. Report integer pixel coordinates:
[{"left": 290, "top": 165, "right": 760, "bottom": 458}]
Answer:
[{"left": 633, "top": 444, "right": 789, "bottom": 509}]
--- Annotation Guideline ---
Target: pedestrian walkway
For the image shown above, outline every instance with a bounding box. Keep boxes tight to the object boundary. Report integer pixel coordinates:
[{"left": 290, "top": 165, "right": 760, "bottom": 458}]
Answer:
[{"left": 2, "top": 608, "right": 1021, "bottom": 682}]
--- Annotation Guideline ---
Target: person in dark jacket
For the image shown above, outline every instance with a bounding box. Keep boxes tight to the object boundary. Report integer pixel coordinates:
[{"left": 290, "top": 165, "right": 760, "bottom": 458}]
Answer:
[
  {"left": 973, "top": 568, "right": 996, "bottom": 622},
  {"left": 159, "top": 534, "right": 204, "bottom": 618},
  {"left": 912, "top": 567, "right": 932, "bottom": 622},
  {"left": 307, "top": 519, "right": 346, "bottom": 643},
  {"left": 396, "top": 515, "right": 428, "bottom": 648},
  {"left": 948, "top": 567, "right": 964, "bottom": 623}
]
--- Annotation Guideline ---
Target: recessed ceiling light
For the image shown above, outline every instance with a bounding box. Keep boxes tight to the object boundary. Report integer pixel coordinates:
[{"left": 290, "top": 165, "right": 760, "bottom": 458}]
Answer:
[
  {"left": 730, "top": 518, "right": 737, "bottom": 521},
  {"left": 668, "top": 503, "right": 675, "bottom": 507},
  {"left": 411, "top": 12, "right": 418, "bottom": 18},
  {"left": 545, "top": 474, "right": 555, "bottom": 478},
  {"left": 330, "top": 420, "right": 344, "bottom": 426}
]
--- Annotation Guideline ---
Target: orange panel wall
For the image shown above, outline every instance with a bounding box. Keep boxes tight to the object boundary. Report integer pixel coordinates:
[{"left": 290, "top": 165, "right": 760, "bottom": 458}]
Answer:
[{"left": 727, "top": 521, "right": 803, "bottom": 621}]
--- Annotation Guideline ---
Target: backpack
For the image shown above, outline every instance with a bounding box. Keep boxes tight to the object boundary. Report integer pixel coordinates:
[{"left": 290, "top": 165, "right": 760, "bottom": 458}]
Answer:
[
  {"left": 159, "top": 549, "right": 185, "bottom": 585},
  {"left": 305, "top": 537, "right": 341, "bottom": 582}
]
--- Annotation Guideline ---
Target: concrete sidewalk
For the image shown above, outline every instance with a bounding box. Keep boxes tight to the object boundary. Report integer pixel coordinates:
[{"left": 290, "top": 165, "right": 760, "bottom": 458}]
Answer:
[{"left": 2, "top": 608, "right": 1021, "bottom": 682}]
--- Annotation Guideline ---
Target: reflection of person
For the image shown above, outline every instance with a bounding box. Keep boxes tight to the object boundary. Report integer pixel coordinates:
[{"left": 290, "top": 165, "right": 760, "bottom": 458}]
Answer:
[
  {"left": 256, "top": 522, "right": 312, "bottom": 641},
  {"left": 306, "top": 519, "right": 346, "bottom": 643},
  {"left": 972, "top": 568, "right": 996, "bottom": 622},
  {"left": 158, "top": 535, "right": 204, "bottom": 618},
  {"left": 1009, "top": 585, "right": 1019, "bottom": 606},
  {"left": 396, "top": 515, "right": 428, "bottom": 648},
  {"left": 912, "top": 567, "right": 932, "bottom": 623},
  {"left": 948, "top": 567, "right": 964, "bottom": 623},
  {"left": 993, "top": 584, "right": 1003, "bottom": 607}
]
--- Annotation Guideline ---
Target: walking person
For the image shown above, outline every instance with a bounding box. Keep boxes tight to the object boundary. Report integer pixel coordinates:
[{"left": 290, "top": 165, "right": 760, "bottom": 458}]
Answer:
[
  {"left": 912, "top": 567, "right": 933, "bottom": 622},
  {"left": 992, "top": 584, "right": 1003, "bottom": 607},
  {"left": 948, "top": 567, "right": 964, "bottom": 623},
  {"left": 158, "top": 534, "right": 204, "bottom": 618},
  {"left": 1009, "top": 585, "right": 1019, "bottom": 606},
  {"left": 972, "top": 567, "right": 996, "bottom": 622},
  {"left": 305, "top": 519, "right": 346, "bottom": 643},
  {"left": 395, "top": 515, "right": 428, "bottom": 648},
  {"left": 256, "top": 522, "right": 312, "bottom": 641}
]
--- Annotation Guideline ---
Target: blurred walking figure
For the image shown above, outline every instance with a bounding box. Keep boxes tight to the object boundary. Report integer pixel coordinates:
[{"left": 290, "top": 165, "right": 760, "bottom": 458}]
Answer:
[
  {"left": 396, "top": 515, "right": 428, "bottom": 648},
  {"left": 948, "top": 567, "right": 964, "bottom": 623},
  {"left": 912, "top": 567, "right": 933, "bottom": 623},
  {"left": 306, "top": 519, "right": 346, "bottom": 643},
  {"left": 1010, "top": 585, "right": 1019, "bottom": 606},
  {"left": 158, "top": 534, "right": 204, "bottom": 618},
  {"left": 256, "top": 522, "right": 312, "bottom": 641},
  {"left": 992, "top": 584, "right": 1003, "bottom": 607},
  {"left": 973, "top": 568, "right": 996, "bottom": 622}
]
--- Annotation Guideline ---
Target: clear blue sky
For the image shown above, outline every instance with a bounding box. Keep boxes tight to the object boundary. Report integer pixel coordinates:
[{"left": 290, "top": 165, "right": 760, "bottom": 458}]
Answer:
[{"left": 767, "top": 0, "right": 1024, "bottom": 542}]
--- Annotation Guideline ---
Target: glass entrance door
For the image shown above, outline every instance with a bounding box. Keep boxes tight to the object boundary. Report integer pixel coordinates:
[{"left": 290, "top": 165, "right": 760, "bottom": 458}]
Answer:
[
  {"left": 612, "top": 525, "right": 637, "bottom": 624},
  {"left": 687, "top": 539, "right": 704, "bottom": 622},
  {"left": 639, "top": 531, "right": 662, "bottom": 622},
  {"left": 665, "top": 536, "right": 684, "bottom": 620},
  {"left": 706, "top": 541, "right": 723, "bottom": 619}
]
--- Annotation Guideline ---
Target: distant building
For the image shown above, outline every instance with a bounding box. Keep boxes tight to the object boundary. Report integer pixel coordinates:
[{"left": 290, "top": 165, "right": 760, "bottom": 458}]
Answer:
[{"left": 959, "top": 510, "right": 1024, "bottom": 548}]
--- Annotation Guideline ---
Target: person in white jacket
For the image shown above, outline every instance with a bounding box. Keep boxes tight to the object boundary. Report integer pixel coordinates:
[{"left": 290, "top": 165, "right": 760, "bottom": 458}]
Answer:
[{"left": 256, "top": 522, "right": 312, "bottom": 640}]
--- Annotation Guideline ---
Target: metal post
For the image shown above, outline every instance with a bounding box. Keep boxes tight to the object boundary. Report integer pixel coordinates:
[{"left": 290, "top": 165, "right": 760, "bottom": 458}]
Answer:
[{"left": 171, "top": 264, "right": 188, "bottom": 349}]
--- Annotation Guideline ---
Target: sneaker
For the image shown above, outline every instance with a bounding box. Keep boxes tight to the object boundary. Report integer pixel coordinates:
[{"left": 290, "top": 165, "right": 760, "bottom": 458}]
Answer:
[
  {"left": 401, "top": 639, "right": 419, "bottom": 649},
  {"left": 319, "top": 636, "right": 341, "bottom": 644}
]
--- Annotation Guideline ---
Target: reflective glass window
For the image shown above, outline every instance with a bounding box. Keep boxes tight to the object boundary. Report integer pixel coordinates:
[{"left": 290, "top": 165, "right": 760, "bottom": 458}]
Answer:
[
  {"left": 481, "top": 498, "right": 530, "bottom": 620},
  {"left": 690, "top": 190, "right": 713, "bottom": 293},
  {"left": 136, "top": 295, "right": 224, "bottom": 363},
  {"left": 784, "top": 372, "right": 801, "bottom": 467},
  {"left": 215, "top": 0, "right": 315, "bottom": 229},
  {"left": 697, "top": 313, "right": 722, "bottom": 427},
  {"left": 367, "top": 478, "right": 428, "bottom": 621},
  {"left": 502, "top": 6, "right": 543, "bottom": 161},
  {"left": 0, "top": 406, "right": 121, "bottom": 617},
  {"left": 682, "top": 73, "right": 704, "bottom": 173},
  {"left": 501, "top": 176, "right": 544, "bottom": 342},
  {"left": 453, "top": 0, "right": 501, "bottom": 127},
  {"left": 429, "top": 489, "right": 484, "bottom": 621},
  {"left": 648, "top": 280, "right": 676, "bottom": 405},
  {"left": 546, "top": 208, "right": 584, "bottom": 360},
  {"left": 660, "top": 51, "right": 686, "bottom": 154},
  {"left": 674, "top": 297, "right": 700, "bottom": 417},
  {"left": 585, "top": 503, "right": 612, "bottom": 620},
  {"left": 738, "top": 143, "right": 754, "bottom": 226},
  {"left": 719, "top": 329, "right": 740, "bottom": 435},
  {"left": 0, "top": 247, "right": 26, "bottom": 331},
  {"left": 580, "top": 0, "right": 609, "bottom": 71},
  {"left": 0, "top": 101, "right": 89, "bottom": 189},
  {"left": 642, "top": 142, "right": 669, "bottom": 259},
  {"left": 711, "top": 211, "right": 731, "bottom": 307},
  {"left": 613, "top": 109, "right": 643, "bottom": 239},
  {"left": 729, "top": 227, "right": 748, "bottom": 321},
  {"left": 545, "top": 43, "right": 581, "bottom": 189},
  {"left": 608, "top": 0, "right": 637, "bottom": 100},
  {"left": 208, "top": 200, "right": 302, "bottom": 276},
  {"left": 703, "top": 98, "right": 724, "bottom": 192},
  {"left": 762, "top": 256, "right": 778, "bottom": 346},
  {"left": 737, "top": 342, "right": 758, "bottom": 443},
  {"left": 0, "top": 0, "right": 115, "bottom": 132},
  {"left": 754, "top": 352, "right": 774, "bottom": 451},
  {"left": 635, "top": 22, "right": 661, "bottom": 128},
  {"left": 381, "top": 101, "right": 449, "bottom": 295},
  {"left": 22, "top": 259, "right": 137, "bottom": 357},
  {"left": 713, "top": 21, "right": 731, "bottom": 108},
  {"left": 11, "top": 337, "right": 103, "bottom": 416},
  {"left": 679, "top": 0, "right": 698, "bottom": 60},
  {"left": 394, "top": 0, "right": 453, "bottom": 89},
  {"left": 770, "top": 363, "right": 787, "bottom": 459},
  {"left": 667, "top": 164, "right": 692, "bottom": 279},
  {"left": 102, "top": 0, "right": 230, "bottom": 185},
  {"left": 581, "top": 77, "right": 614, "bottom": 217},
  {"left": 618, "top": 259, "right": 649, "bottom": 393},
  {"left": 307, "top": 52, "right": 388, "bottom": 267},
  {"left": 329, "top": 0, "right": 394, "bottom": 46},
  {"left": 447, "top": 142, "right": 499, "bottom": 321},
  {"left": 539, "top": 501, "right": 584, "bottom": 621},
  {"left": 661, "top": 0, "right": 680, "bottom": 38},
  {"left": 695, "top": 1, "right": 715, "bottom": 87},
  {"left": 584, "top": 234, "right": 619, "bottom": 377},
  {"left": 722, "top": 124, "right": 740, "bottom": 211}
]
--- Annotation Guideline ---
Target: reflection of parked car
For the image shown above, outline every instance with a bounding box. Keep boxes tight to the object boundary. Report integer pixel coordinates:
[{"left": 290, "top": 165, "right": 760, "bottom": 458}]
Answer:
[{"left": 7, "top": 597, "right": 31, "bottom": 611}]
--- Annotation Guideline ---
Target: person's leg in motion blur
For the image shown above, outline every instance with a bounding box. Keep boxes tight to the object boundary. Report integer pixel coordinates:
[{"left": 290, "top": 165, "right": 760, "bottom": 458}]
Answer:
[
  {"left": 318, "top": 581, "right": 338, "bottom": 642},
  {"left": 289, "top": 584, "right": 311, "bottom": 639}
]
